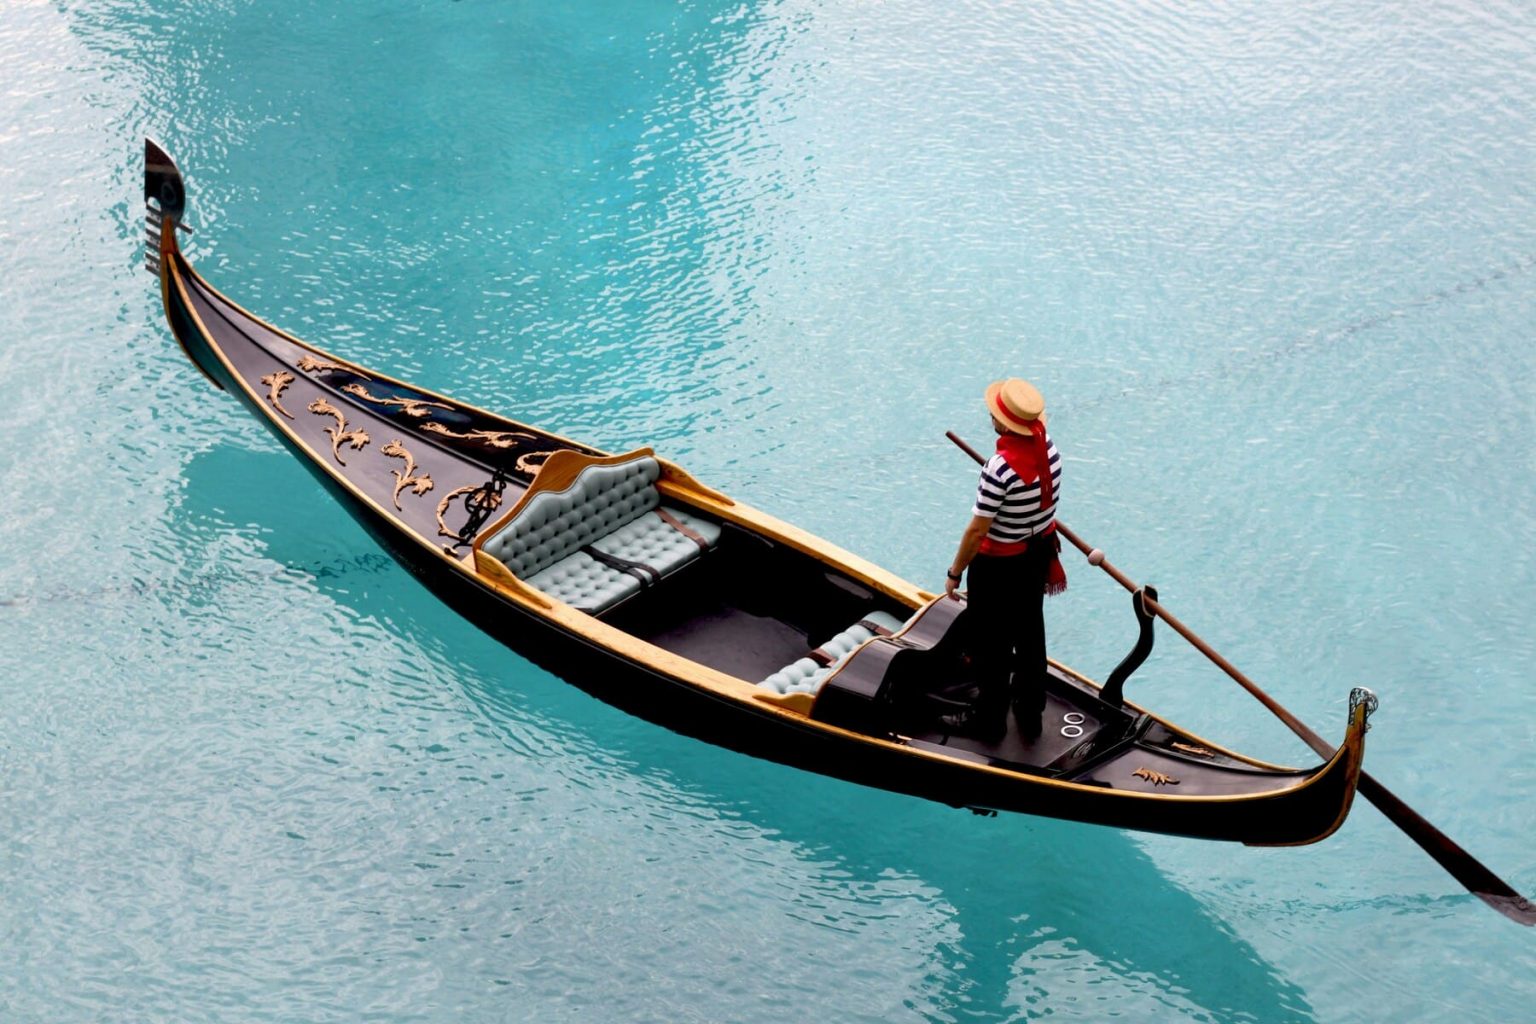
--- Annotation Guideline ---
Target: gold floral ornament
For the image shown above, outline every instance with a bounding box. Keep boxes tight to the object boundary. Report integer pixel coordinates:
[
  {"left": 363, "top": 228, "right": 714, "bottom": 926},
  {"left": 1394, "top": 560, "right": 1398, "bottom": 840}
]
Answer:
[
  {"left": 260, "top": 371, "right": 296, "bottom": 420},
  {"left": 1170, "top": 742, "right": 1215, "bottom": 759},
  {"left": 339, "top": 383, "right": 452, "bottom": 418},
  {"left": 421, "top": 422, "right": 537, "bottom": 448},
  {"left": 514, "top": 450, "right": 554, "bottom": 475},
  {"left": 381, "top": 439, "right": 434, "bottom": 510},
  {"left": 418, "top": 422, "right": 554, "bottom": 476},
  {"left": 1131, "top": 767, "right": 1180, "bottom": 787},
  {"left": 434, "top": 484, "right": 501, "bottom": 540},
  {"left": 308, "top": 397, "right": 371, "bottom": 465},
  {"left": 297, "top": 355, "right": 364, "bottom": 378}
]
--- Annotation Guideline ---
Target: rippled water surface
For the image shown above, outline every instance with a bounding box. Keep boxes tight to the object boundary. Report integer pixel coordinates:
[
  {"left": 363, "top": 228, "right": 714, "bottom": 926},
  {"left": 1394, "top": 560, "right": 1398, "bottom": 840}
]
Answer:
[{"left": 3, "top": 1, "right": 1535, "bottom": 1020}]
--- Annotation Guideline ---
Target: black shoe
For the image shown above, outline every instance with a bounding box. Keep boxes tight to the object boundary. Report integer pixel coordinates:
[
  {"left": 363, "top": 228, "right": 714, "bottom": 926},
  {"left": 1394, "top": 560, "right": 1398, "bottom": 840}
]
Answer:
[
  {"left": 1011, "top": 690, "right": 1045, "bottom": 738},
  {"left": 1015, "top": 707, "right": 1043, "bottom": 739},
  {"left": 938, "top": 705, "right": 1007, "bottom": 742}
]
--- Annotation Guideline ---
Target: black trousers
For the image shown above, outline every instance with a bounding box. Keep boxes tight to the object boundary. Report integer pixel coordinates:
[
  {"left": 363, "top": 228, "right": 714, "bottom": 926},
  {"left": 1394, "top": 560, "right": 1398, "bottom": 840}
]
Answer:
[{"left": 964, "top": 544, "right": 1051, "bottom": 716}]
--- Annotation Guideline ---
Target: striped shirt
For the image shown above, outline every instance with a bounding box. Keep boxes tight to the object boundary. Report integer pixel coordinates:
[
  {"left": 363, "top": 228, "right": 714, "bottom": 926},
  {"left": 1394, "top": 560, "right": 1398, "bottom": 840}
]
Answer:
[{"left": 972, "top": 436, "right": 1061, "bottom": 545}]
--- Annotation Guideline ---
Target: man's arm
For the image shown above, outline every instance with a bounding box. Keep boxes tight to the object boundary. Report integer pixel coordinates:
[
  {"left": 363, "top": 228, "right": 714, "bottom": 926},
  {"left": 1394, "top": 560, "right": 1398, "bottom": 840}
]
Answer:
[{"left": 945, "top": 514, "right": 993, "bottom": 599}]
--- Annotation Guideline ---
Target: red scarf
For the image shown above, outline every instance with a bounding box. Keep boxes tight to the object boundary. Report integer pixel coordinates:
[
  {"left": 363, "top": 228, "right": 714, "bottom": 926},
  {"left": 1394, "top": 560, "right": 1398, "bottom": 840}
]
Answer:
[{"left": 980, "top": 424, "right": 1067, "bottom": 595}]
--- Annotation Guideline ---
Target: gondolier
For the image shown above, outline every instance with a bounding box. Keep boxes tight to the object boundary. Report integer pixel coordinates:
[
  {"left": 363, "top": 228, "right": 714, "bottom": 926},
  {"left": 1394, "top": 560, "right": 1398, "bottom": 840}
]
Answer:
[{"left": 942, "top": 377, "right": 1066, "bottom": 741}]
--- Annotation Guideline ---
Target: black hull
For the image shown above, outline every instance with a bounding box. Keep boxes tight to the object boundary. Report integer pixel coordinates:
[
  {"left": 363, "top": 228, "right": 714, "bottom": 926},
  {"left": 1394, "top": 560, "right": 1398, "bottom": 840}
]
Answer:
[{"left": 145, "top": 139, "right": 1370, "bottom": 847}]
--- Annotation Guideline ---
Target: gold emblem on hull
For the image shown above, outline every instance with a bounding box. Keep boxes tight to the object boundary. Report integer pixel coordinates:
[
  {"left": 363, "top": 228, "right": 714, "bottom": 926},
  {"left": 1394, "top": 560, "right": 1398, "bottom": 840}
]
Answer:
[
  {"left": 259, "top": 371, "right": 296, "bottom": 420},
  {"left": 1132, "top": 767, "right": 1180, "bottom": 787},
  {"left": 308, "top": 398, "right": 371, "bottom": 465},
  {"left": 340, "top": 383, "right": 453, "bottom": 418},
  {"left": 381, "top": 439, "right": 434, "bottom": 509},
  {"left": 435, "top": 484, "right": 501, "bottom": 540},
  {"left": 421, "top": 422, "right": 537, "bottom": 448},
  {"left": 297, "top": 355, "right": 363, "bottom": 377},
  {"left": 419, "top": 422, "right": 554, "bottom": 475}
]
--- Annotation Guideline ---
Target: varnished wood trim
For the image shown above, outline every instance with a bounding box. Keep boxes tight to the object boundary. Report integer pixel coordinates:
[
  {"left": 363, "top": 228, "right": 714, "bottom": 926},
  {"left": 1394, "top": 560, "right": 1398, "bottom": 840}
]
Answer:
[
  {"left": 473, "top": 549, "right": 552, "bottom": 609},
  {"left": 656, "top": 458, "right": 735, "bottom": 506},
  {"left": 753, "top": 691, "right": 815, "bottom": 715}
]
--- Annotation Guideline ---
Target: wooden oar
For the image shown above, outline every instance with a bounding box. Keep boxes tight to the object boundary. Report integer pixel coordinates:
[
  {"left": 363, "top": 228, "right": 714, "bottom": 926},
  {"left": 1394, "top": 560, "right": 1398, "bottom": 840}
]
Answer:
[{"left": 947, "top": 430, "right": 1535, "bottom": 926}]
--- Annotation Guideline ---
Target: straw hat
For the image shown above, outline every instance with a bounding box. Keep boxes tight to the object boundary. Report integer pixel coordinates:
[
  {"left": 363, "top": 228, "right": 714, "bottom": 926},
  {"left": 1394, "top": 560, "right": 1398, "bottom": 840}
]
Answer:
[{"left": 985, "top": 378, "right": 1045, "bottom": 434}]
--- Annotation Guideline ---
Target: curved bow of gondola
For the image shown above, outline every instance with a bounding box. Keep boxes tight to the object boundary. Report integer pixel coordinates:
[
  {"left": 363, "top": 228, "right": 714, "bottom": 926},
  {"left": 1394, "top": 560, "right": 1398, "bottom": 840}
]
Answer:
[{"left": 143, "top": 137, "right": 185, "bottom": 277}]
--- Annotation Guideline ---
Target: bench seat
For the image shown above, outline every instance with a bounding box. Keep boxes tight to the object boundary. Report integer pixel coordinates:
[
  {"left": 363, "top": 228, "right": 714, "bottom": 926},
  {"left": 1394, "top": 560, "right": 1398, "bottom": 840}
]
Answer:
[
  {"left": 478, "top": 452, "right": 721, "bottom": 615},
  {"left": 758, "top": 610, "right": 907, "bottom": 696},
  {"left": 589, "top": 507, "right": 721, "bottom": 580}
]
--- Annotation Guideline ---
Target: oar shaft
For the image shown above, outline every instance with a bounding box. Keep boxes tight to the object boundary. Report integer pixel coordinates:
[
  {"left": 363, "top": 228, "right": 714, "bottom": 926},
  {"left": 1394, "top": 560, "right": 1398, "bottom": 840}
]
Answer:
[
  {"left": 946, "top": 429, "right": 1534, "bottom": 924},
  {"left": 1061, "top": 523, "right": 1337, "bottom": 760}
]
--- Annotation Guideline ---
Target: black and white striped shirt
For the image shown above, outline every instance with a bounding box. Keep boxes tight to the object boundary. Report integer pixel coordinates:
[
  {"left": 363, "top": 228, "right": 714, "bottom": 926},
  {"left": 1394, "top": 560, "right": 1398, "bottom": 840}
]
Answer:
[{"left": 972, "top": 438, "right": 1061, "bottom": 545}]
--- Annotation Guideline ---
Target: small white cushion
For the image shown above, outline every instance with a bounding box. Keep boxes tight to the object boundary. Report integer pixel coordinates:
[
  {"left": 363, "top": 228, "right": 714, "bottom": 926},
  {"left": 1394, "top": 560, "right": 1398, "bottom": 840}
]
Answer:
[
  {"left": 525, "top": 551, "right": 643, "bottom": 613},
  {"left": 758, "top": 610, "right": 908, "bottom": 695},
  {"left": 589, "top": 507, "right": 723, "bottom": 579}
]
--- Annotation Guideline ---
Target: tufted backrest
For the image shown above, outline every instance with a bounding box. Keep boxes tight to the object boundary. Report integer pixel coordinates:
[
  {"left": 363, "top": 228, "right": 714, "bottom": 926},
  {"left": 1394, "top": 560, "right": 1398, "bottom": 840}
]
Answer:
[{"left": 480, "top": 456, "right": 662, "bottom": 578}]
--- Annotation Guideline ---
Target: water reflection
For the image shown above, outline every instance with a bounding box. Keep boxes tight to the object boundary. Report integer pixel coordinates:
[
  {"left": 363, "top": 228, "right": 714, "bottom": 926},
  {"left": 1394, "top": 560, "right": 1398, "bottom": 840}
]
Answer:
[{"left": 175, "top": 442, "right": 1314, "bottom": 1022}]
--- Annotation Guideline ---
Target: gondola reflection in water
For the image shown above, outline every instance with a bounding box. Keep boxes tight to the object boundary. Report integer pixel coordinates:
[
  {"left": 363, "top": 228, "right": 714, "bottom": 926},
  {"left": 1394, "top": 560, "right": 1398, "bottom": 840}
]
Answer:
[{"left": 143, "top": 138, "right": 1372, "bottom": 848}]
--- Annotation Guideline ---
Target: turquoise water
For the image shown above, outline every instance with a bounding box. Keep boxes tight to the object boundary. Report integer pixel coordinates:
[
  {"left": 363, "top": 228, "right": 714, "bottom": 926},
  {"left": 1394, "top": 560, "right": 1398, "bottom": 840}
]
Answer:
[{"left": 3, "top": 0, "right": 1534, "bottom": 1019}]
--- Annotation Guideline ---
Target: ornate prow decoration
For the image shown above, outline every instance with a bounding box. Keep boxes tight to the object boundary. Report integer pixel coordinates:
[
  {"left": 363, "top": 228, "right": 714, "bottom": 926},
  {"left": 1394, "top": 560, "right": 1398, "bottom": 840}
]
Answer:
[{"left": 143, "top": 138, "right": 187, "bottom": 278}]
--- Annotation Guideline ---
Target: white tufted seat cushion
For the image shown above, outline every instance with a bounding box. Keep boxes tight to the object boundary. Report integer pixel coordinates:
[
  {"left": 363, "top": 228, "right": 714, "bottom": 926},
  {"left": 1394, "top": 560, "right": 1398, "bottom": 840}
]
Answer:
[
  {"left": 590, "top": 508, "right": 722, "bottom": 577},
  {"left": 479, "top": 456, "right": 721, "bottom": 614},
  {"left": 524, "top": 551, "right": 643, "bottom": 613},
  {"left": 758, "top": 610, "right": 907, "bottom": 696}
]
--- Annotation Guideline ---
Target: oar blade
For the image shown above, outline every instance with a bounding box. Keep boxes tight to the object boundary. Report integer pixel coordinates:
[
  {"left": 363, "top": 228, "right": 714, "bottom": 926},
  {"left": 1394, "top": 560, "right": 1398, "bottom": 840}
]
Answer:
[{"left": 1357, "top": 774, "right": 1535, "bottom": 926}]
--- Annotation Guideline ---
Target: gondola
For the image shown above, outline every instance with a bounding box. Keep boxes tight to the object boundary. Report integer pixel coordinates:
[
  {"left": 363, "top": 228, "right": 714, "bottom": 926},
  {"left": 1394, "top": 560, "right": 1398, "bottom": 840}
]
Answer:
[{"left": 143, "top": 138, "right": 1372, "bottom": 847}]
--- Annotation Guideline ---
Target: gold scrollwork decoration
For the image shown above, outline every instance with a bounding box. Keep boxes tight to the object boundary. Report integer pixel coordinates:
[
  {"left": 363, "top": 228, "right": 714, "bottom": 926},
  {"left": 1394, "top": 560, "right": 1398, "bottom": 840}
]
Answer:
[
  {"left": 308, "top": 397, "right": 371, "bottom": 465},
  {"left": 381, "top": 439, "right": 435, "bottom": 509},
  {"left": 1170, "top": 742, "right": 1215, "bottom": 759},
  {"left": 434, "top": 484, "right": 501, "bottom": 540},
  {"left": 339, "top": 383, "right": 453, "bottom": 418},
  {"left": 297, "top": 355, "right": 364, "bottom": 378},
  {"left": 418, "top": 422, "right": 555, "bottom": 476},
  {"left": 515, "top": 450, "right": 554, "bottom": 475},
  {"left": 1131, "top": 767, "right": 1180, "bottom": 787},
  {"left": 259, "top": 371, "right": 296, "bottom": 420},
  {"left": 421, "top": 422, "right": 538, "bottom": 449}
]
